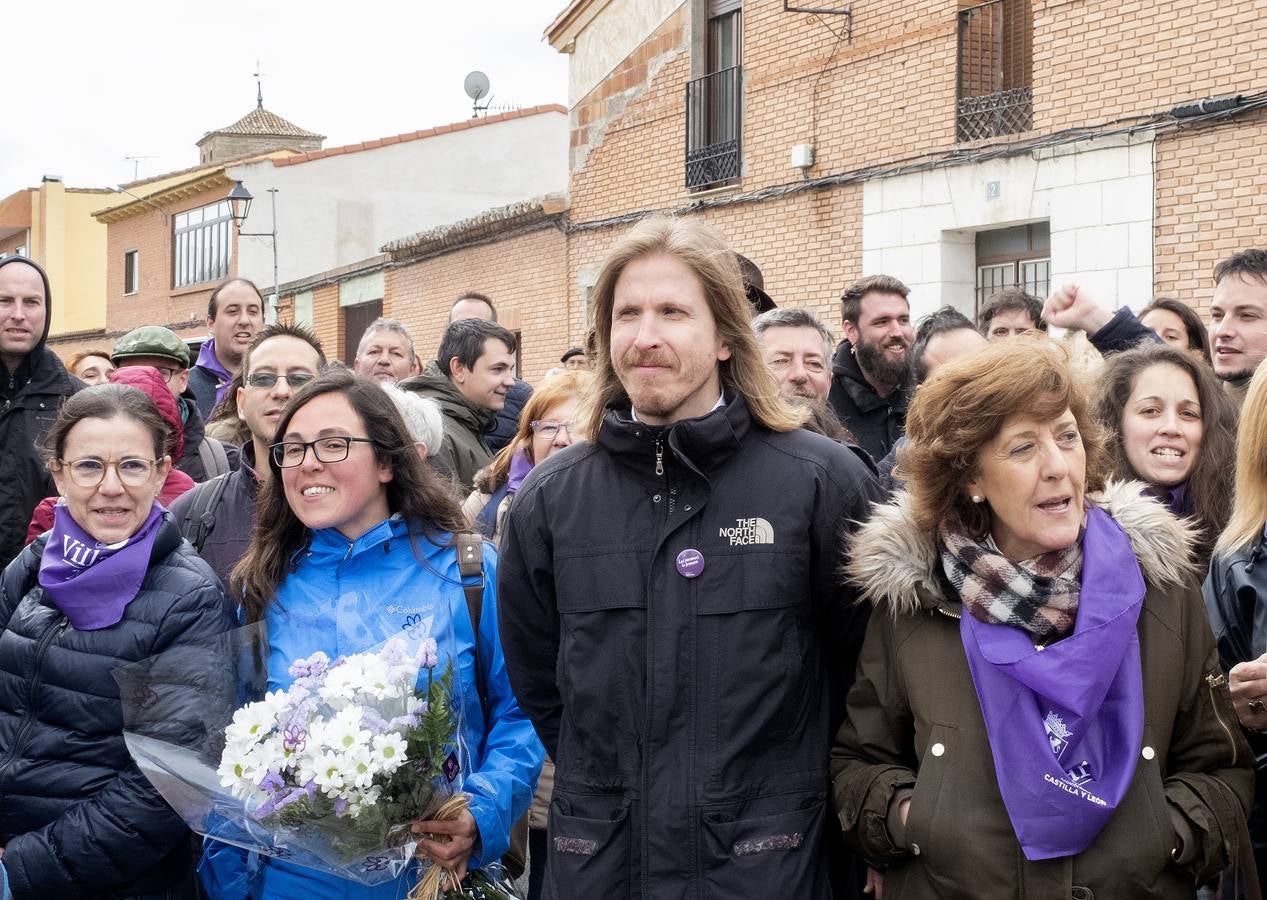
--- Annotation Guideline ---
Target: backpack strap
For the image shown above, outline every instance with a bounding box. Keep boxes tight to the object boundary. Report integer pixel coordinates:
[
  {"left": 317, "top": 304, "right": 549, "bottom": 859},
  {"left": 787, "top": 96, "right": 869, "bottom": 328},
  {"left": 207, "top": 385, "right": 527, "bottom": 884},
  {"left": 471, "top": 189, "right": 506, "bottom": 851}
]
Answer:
[
  {"left": 198, "top": 437, "right": 230, "bottom": 479},
  {"left": 454, "top": 532, "right": 490, "bottom": 723},
  {"left": 179, "top": 472, "right": 231, "bottom": 552}
]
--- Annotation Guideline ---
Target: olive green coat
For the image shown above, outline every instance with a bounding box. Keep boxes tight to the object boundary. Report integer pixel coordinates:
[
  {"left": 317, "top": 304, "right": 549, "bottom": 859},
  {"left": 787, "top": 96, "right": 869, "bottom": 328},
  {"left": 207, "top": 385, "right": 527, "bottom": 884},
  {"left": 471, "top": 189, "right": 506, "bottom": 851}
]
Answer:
[{"left": 832, "top": 482, "right": 1255, "bottom": 900}]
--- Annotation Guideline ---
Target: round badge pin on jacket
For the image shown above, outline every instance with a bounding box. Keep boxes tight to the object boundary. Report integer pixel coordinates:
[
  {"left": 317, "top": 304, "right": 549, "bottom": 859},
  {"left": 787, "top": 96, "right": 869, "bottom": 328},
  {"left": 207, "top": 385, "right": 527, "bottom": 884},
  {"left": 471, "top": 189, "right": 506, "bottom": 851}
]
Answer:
[{"left": 676, "top": 548, "right": 705, "bottom": 578}]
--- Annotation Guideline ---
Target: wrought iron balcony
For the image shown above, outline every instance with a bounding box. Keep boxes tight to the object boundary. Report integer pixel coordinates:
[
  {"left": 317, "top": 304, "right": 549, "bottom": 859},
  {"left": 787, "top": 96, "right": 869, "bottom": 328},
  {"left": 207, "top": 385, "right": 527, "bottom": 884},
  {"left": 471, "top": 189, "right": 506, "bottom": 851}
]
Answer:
[
  {"left": 685, "top": 66, "right": 743, "bottom": 191},
  {"left": 956, "top": 0, "right": 1033, "bottom": 141}
]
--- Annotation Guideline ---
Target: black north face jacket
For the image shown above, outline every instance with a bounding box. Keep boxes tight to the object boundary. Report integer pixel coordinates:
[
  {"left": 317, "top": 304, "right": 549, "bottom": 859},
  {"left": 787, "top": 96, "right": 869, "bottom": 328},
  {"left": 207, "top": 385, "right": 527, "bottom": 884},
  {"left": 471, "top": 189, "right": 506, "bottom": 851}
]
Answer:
[{"left": 498, "top": 394, "right": 881, "bottom": 900}]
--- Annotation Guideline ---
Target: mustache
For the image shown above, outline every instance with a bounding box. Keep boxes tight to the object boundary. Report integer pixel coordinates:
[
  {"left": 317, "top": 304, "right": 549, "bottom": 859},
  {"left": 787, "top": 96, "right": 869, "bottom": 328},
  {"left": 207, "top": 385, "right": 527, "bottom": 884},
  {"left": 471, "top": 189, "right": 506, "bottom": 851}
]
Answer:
[{"left": 620, "top": 349, "right": 674, "bottom": 369}]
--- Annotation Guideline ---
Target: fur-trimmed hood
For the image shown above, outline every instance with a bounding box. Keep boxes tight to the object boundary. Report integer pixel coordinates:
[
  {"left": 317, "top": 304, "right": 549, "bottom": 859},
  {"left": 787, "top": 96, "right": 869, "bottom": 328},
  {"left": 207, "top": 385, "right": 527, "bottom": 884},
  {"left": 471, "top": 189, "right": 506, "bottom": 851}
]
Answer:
[{"left": 846, "top": 479, "right": 1198, "bottom": 617}]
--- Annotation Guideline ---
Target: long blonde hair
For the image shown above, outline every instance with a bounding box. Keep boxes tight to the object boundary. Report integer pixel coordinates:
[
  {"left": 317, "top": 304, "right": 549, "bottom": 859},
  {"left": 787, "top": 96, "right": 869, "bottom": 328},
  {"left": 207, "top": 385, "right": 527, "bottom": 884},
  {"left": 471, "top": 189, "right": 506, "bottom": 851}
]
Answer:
[
  {"left": 1216, "top": 365, "right": 1267, "bottom": 556},
  {"left": 478, "top": 370, "right": 594, "bottom": 491},
  {"left": 580, "top": 216, "right": 806, "bottom": 439}
]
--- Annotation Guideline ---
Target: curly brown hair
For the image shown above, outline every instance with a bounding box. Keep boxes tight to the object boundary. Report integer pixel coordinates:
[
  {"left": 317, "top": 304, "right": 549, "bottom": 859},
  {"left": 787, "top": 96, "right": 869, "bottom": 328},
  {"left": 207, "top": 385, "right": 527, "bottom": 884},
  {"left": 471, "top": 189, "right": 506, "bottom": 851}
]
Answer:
[{"left": 898, "top": 336, "right": 1108, "bottom": 538}]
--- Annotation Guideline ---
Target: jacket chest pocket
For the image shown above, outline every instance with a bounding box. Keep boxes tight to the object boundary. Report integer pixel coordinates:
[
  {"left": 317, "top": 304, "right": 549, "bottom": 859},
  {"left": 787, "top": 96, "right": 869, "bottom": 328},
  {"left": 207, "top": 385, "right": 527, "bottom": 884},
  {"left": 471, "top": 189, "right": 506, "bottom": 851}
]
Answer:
[
  {"left": 695, "top": 549, "right": 818, "bottom": 785},
  {"left": 554, "top": 553, "right": 649, "bottom": 781}
]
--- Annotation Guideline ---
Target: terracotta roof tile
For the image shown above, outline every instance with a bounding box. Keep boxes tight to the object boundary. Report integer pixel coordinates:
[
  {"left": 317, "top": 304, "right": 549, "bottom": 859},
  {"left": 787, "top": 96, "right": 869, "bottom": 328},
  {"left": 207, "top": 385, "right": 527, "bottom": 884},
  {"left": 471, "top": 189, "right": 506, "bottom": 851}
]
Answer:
[{"left": 199, "top": 106, "right": 326, "bottom": 142}]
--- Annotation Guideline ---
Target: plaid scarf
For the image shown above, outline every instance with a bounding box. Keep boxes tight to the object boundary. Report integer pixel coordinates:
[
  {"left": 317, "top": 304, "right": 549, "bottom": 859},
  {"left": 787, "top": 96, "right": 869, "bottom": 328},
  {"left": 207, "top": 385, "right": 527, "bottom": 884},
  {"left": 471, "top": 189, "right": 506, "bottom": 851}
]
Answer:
[{"left": 938, "top": 523, "right": 1083, "bottom": 643}]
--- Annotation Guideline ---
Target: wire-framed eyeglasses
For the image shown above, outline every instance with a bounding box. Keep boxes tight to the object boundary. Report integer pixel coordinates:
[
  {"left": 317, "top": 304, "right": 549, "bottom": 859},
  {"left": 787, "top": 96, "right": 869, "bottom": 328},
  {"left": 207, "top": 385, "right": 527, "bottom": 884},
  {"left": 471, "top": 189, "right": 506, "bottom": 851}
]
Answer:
[
  {"left": 530, "top": 420, "right": 574, "bottom": 439},
  {"left": 54, "top": 457, "right": 160, "bottom": 488}
]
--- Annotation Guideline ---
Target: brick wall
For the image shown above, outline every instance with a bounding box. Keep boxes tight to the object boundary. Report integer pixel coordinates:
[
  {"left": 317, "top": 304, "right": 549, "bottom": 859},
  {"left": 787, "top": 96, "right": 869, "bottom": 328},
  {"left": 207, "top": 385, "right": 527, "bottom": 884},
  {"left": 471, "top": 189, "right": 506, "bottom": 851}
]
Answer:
[
  {"left": 308, "top": 283, "right": 343, "bottom": 363},
  {"left": 104, "top": 185, "right": 236, "bottom": 336},
  {"left": 386, "top": 224, "right": 571, "bottom": 382},
  {"left": 558, "top": 0, "right": 1266, "bottom": 331},
  {"left": 1154, "top": 107, "right": 1267, "bottom": 313},
  {"left": 568, "top": 186, "right": 862, "bottom": 344},
  {"left": 46, "top": 322, "right": 205, "bottom": 368},
  {"left": 568, "top": 0, "right": 1266, "bottom": 230}
]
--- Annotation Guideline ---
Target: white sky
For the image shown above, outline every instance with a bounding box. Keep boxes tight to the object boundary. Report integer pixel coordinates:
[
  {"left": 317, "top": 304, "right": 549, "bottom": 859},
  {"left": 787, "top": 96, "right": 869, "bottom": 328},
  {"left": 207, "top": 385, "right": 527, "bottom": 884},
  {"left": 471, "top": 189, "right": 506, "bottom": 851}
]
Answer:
[{"left": 0, "top": 0, "right": 569, "bottom": 191}]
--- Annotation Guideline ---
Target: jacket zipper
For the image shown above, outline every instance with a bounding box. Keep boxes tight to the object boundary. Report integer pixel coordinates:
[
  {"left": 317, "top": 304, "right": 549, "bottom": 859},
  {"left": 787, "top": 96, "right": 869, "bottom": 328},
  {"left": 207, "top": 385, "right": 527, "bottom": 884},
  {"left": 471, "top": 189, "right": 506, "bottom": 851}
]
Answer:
[
  {"left": 934, "top": 606, "right": 961, "bottom": 621},
  {"left": 641, "top": 432, "right": 670, "bottom": 899},
  {"left": 0, "top": 613, "right": 69, "bottom": 778},
  {"left": 1205, "top": 672, "right": 1243, "bottom": 766}
]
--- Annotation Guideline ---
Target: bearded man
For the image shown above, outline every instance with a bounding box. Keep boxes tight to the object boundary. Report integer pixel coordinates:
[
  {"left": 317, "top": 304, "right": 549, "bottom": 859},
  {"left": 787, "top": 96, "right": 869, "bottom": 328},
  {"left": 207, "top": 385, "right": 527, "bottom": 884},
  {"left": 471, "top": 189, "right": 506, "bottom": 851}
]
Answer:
[{"left": 828, "top": 274, "right": 914, "bottom": 461}]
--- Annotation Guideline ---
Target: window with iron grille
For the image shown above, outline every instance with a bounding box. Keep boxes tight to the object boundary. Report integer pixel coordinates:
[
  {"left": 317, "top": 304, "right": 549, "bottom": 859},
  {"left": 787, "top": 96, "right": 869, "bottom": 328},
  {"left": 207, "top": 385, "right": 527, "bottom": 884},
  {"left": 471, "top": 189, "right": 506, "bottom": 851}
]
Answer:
[
  {"left": 956, "top": 0, "right": 1033, "bottom": 142},
  {"left": 173, "top": 200, "right": 233, "bottom": 288},
  {"left": 975, "top": 222, "right": 1050, "bottom": 314},
  {"left": 685, "top": 0, "right": 743, "bottom": 191}
]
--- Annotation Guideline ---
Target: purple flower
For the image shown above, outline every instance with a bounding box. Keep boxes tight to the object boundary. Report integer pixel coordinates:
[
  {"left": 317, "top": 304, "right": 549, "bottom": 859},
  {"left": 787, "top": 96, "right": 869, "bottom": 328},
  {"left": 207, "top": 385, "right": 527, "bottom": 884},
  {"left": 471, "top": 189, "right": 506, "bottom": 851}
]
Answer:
[
  {"left": 258, "top": 771, "right": 285, "bottom": 794},
  {"left": 282, "top": 723, "right": 308, "bottom": 754},
  {"left": 287, "top": 651, "right": 330, "bottom": 681},
  {"left": 334, "top": 797, "right": 348, "bottom": 816},
  {"left": 360, "top": 708, "right": 389, "bottom": 734},
  {"left": 380, "top": 640, "right": 407, "bottom": 667},
  {"left": 418, "top": 638, "right": 439, "bottom": 670}
]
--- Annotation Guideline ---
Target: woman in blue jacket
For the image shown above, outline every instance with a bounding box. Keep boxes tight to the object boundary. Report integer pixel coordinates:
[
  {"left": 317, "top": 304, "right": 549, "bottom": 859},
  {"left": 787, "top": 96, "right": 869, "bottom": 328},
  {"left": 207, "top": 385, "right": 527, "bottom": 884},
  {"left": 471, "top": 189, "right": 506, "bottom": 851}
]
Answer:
[{"left": 203, "top": 369, "right": 542, "bottom": 899}]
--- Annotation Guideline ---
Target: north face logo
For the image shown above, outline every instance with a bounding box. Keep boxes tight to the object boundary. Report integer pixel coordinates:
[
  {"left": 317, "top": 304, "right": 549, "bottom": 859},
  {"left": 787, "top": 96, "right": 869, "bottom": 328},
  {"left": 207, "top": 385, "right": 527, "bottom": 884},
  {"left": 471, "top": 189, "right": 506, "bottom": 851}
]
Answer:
[{"left": 719, "top": 517, "right": 775, "bottom": 546}]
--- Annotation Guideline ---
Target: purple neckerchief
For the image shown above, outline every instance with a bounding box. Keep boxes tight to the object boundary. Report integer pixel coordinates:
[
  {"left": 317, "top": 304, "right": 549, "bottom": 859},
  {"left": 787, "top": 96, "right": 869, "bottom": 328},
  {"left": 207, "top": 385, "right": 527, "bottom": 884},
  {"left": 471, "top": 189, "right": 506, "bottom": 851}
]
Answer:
[
  {"left": 1144, "top": 481, "right": 1190, "bottom": 519},
  {"left": 38, "top": 502, "right": 165, "bottom": 630},
  {"left": 506, "top": 448, "right": 535, "bottom": 495},
  {"left": 960, "top": 504, "right": 1145, "bottom": 860},
  {"left": 195, "top": 337, "right": 233, "bottom": 407}
]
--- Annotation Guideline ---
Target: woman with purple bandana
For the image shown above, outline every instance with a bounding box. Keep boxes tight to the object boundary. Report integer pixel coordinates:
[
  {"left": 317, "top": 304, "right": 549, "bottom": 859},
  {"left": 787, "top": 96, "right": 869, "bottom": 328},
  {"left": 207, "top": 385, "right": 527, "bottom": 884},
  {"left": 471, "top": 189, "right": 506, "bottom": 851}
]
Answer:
[
  {"left": 0, "top": 384, "right": 234, "bottom": 898},
  {"left": 1095, "top": 342, "right": 1236, "bottom": 572},
  {"left": 832, "top": 338, "right": 1255, "bottom": 899}
]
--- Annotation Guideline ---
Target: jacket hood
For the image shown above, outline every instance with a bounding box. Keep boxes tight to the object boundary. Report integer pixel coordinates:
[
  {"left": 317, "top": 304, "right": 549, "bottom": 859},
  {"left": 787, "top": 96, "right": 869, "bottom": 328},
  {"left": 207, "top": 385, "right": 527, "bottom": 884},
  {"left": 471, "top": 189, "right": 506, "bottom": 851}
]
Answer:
[
  {"left": 0, "top": 256, "right": 53, "bottom": 350},
  {"left": 831, "top": 339, "right": 859, "bottom": 379},
  {"left": 399, "top": 361, "right": 494, "bottom": 432},
  {"left": 109, "top": 365, "right": 186, "bottom": 460},
  {"left": 846, "top": 479, "right": 1199, "bottom": 617}
]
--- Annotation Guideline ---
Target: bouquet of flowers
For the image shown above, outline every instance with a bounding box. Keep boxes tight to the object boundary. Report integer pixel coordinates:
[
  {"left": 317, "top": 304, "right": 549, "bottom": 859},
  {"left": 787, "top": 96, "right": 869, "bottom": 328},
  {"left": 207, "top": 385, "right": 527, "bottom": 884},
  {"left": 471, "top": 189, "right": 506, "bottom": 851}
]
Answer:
[{"left": 115, "top": 626, "right": 520, "bottom": 899}]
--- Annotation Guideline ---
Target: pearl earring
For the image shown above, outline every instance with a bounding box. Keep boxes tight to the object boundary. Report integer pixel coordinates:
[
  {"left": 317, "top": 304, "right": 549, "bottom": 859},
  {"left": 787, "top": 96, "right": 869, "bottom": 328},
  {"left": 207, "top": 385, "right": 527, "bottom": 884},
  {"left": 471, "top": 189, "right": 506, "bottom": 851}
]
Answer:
[{"left": 971, "top": 495, "right": 983, "bottom": 504}]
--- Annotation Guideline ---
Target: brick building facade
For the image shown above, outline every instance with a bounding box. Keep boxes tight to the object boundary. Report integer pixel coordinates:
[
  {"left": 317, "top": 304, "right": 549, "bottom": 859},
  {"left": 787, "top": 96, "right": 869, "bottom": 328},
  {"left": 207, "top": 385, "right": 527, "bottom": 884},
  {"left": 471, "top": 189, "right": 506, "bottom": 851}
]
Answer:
[{"left": 524, "top": 0, "right": 1267, "bottom": 367}]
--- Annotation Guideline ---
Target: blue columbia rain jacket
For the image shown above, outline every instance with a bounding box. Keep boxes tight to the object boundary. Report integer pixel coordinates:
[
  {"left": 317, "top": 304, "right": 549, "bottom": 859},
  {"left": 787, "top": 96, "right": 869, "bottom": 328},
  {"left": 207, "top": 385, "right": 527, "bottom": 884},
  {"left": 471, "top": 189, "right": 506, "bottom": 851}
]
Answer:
[{"left": 202, "top": 516, "right": 542, "bottom": 899}]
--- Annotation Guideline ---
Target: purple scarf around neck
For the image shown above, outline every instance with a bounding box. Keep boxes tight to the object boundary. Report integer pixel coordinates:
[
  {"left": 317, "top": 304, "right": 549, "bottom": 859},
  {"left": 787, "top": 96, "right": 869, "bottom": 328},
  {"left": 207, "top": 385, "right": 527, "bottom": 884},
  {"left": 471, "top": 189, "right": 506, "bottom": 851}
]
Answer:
[
  {"left": 506, "top": 448, "right": 535, "bottom": 495},
  {"left": 1145, "top": 481, "right": 1190, "bottom": 519},
  {"left": 37, "top": 502, "right": 165, "bottom": 630},
  {"left": 959, "top": 503, "right": 1145, "bottom": 860},
  {"left": 195, "top": 337, "right": 233, "bottom": 407}
]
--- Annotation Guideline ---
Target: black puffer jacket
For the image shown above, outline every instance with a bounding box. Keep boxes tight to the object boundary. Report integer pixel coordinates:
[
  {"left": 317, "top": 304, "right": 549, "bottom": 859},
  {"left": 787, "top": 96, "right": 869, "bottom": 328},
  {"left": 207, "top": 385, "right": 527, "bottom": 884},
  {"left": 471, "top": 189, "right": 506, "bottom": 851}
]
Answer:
[
  {"left": 498, "top": 394, "right": 882, "bottom": 899},
  {"left": 0, "top": 257, "right": 81, "bottom": 572},
  {"left": 0, "top": 516, "right": 235, "bottom": 898}
]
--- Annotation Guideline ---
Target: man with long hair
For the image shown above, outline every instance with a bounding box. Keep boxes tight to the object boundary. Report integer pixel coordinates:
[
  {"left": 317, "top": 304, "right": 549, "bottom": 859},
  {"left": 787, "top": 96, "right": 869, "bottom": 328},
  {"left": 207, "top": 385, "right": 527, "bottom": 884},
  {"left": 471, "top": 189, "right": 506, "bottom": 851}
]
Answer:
[{"left": 497, "top": 217, "right": 881, "bottom": 899}]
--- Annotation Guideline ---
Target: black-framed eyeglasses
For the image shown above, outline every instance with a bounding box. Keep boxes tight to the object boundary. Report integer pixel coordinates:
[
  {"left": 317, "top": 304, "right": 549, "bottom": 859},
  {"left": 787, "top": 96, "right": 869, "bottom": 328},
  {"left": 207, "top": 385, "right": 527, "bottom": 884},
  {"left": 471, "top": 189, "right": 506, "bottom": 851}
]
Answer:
[
  {"left": 530, "top": 420, "right": 574, "bottom": 439},
  {"left": 271, "top": 436, "right": 376, "bottom": 468},
  {"left": 247, "top": 372, "right": 316, "bottom": 390},
  {"left": 54, "top": 456, "right": 161, "bottom": 488}
]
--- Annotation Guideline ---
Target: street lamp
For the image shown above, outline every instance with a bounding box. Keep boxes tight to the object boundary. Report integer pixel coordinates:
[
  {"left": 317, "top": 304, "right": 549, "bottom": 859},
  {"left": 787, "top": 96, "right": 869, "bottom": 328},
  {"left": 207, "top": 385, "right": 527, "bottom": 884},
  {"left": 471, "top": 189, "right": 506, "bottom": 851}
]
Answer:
[{"left": 227, "top": 180, "right": 279, "bottom": 324}]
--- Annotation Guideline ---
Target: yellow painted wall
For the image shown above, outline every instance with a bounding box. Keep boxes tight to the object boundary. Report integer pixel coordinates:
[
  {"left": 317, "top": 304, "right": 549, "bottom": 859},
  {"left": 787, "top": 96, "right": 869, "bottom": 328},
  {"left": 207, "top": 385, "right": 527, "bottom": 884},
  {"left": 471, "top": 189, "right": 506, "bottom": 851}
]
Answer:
[
  {"left": 59, "top": 190, "right": 113, "bottom": 333},
  {"left": 19, "top": 182, "right": 118, "bottom": 336}
]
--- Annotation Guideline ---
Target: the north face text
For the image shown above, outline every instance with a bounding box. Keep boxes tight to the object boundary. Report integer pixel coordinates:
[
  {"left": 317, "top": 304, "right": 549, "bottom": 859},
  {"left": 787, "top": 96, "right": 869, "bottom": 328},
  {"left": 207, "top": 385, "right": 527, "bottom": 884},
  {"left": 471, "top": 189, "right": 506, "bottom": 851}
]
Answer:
[{"left": 719, "top": 517, "right": 775, "bottom": 546}]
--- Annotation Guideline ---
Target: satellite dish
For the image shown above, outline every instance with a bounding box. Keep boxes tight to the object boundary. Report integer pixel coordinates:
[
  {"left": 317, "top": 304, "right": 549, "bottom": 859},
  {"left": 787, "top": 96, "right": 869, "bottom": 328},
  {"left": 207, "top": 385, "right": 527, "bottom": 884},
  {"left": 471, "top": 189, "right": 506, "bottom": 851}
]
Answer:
[{"left": 464, "top": 71, "right": 490, "bottom": 102}]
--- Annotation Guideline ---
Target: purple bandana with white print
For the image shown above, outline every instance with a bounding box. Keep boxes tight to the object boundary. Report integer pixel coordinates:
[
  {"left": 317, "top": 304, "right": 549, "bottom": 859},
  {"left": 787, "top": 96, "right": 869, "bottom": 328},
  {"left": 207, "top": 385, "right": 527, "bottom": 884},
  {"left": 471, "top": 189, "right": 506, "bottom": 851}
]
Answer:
[{"left": 37, "top": 501, "right": 165, "bottom": 630}]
